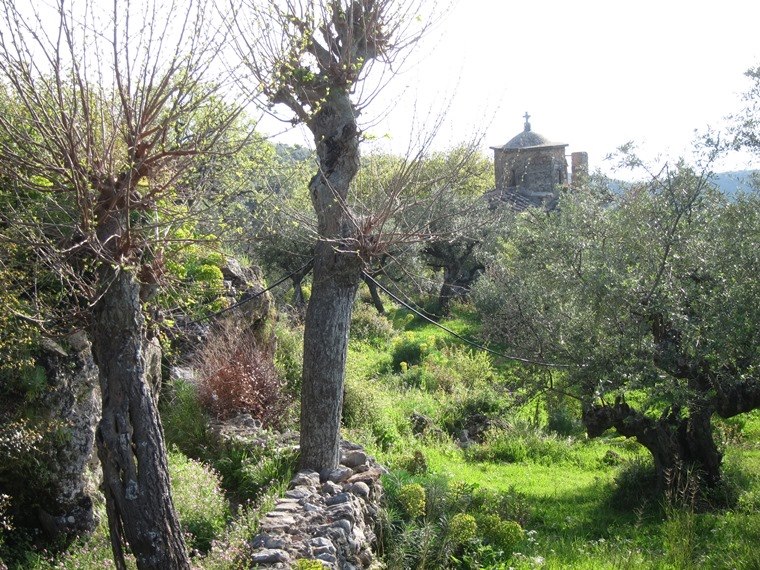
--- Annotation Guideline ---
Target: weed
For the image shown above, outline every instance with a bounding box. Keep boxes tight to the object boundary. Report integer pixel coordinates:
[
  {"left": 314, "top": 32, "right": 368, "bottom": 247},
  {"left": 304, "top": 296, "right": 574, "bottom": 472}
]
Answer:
[
  {"left": 168, "top": 450, "right": 228, "bottom": 553},
  {"left": 194, "top": 316, "right": 291, "bottom": 427},
  {"left": 397, "top": 483, "right": 426, "bottom": 519},
  {"left": 161, "top": 378, "right": 212, "bottom": 459}
]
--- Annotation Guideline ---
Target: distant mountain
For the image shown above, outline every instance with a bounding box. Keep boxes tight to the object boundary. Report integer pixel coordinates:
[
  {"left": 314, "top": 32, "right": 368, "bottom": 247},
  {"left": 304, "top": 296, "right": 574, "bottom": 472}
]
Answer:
[
  {"left": 709, "top": 170, "right": 757, "bottom": 197},
  {"left": 604, "top": 170, "right": 757, "bottom": 198}
]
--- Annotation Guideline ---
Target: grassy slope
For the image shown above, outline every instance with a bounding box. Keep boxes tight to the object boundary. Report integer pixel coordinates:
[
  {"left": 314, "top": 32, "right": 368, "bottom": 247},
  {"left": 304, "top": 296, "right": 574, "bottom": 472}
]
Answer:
[{"left": 345, "top": 302, "right": 760, "bottom": 569}]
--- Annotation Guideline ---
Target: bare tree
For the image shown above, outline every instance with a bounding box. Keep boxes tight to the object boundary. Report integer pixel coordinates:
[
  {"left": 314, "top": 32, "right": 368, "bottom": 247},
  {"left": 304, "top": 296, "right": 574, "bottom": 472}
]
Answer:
[
  {"left": 0, "top": 1, "right": 242, "bottom": 567},
  {"left": 231, "top": 0, "right": 442, "bottom": 471}
]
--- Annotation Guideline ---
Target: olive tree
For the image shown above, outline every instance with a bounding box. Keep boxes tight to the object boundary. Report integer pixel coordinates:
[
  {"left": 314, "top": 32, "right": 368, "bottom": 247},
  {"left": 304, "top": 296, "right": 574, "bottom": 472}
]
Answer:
[
  {"left": 474, "top": 164, "right": 760, "bottom": 492},
  {"left": 231, "top": 0, "right": 438, "bottom": 471},
  {"left": 0, "top": 1, "right": 242, "bottom": 567}
]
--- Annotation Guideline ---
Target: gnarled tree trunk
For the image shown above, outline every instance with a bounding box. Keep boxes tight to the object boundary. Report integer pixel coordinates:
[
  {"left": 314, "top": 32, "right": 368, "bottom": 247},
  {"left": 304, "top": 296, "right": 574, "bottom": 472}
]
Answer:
[
  {"left": 92, "top": 268, "right": 189, "bottom": 570},
  {"left": 299, "top": 89, "right": 363, "bottom": 472},
  {"left": 583, "top": 400, "right": 722, "bottom": 491}
]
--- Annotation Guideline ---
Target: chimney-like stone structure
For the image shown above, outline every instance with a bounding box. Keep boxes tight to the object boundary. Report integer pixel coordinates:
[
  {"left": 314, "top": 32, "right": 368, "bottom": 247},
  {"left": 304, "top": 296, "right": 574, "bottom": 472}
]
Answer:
[{"left": 571, "top": 151, "right": 589, "bottom": 185}]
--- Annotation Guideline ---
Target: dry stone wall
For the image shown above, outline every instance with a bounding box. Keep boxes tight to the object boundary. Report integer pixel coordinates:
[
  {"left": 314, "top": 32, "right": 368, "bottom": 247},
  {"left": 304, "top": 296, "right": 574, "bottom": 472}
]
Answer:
[{"left": 250, "top": 441, "right": 386, "bottom": 569}]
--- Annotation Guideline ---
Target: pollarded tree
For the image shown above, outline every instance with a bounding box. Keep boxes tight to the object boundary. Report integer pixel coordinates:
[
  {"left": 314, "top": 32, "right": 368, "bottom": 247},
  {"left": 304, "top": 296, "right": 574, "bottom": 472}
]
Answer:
[
  {"left": 474, "top": 163, "right": 760, "bottom": 492},
  {"left": 232, "top": 0, "right": 437, "bottom": 471},
  {"left": 0, "top": 1, "right": 243, "bottom": 567}
]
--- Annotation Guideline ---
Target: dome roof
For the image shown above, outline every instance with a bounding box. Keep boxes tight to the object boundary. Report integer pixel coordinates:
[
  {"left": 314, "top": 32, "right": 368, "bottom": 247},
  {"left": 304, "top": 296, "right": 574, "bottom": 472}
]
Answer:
[
  {"left": 502, "top": 128, "right": 551, "bottom": 149},
  {"left": 497, "top": 113, "right": 566, "bottom": 150}
]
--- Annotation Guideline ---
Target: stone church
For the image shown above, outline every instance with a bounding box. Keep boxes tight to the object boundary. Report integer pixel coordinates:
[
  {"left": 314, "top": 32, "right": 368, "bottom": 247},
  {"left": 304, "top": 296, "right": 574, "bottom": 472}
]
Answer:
[{"left": 486, "top": 113, "right": 588, "bottom": 210}]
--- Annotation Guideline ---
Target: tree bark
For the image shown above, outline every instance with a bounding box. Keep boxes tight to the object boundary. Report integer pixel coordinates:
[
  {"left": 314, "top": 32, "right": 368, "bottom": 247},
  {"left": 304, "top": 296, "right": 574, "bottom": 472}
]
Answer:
[
  {"left": 299, "top": 89, "right": 363, "bottom": 472},
  {"left": 92, "top": 268, "right": 190, "bottom": 570},
  {"left": 583, "top": 400, "right": 722, "bottom": 491},
  {"left": 362, "top": 273, "right": 385, "bottom": 314}
]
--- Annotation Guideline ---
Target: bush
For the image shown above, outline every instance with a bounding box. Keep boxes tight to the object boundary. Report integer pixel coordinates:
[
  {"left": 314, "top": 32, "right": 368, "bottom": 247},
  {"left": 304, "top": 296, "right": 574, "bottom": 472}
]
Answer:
[
  {"left": 391, "top": 333, "right": 435, "bottom": 371},
  {"left": 447, "top": 513, "right": 477, "bottom": 545},
  {"left": 395, "top": 450, "right": 429, "bottom": 475},
  {"left": 466, "top": 423, "right": 574, "bottom": 465},
  {"left": 545, "top": 391, "right": 584, "bottom": 436},
  {"left": 350, "top": 302, "right": 395, "bottom": 346},
  {"left": 342, "top": 378, "right": 399, "bottom": 450},
  {"left": 168, "top": 450, "right": 229, "bottom": 553},
  {"left": 440, "top": 386, "right": 505, "bottom": 438},
  {"left": 609, "top": 457, "right": 658, "bottom": 510},
  {"left": 214, "top": 442, "right": 299, "bottom": 503},
  {"left": 273, "top": 318, "right": 303, "bottom": 396},
  {"left": 194, "top": 316, "right": 291, "bottom": 427},
  {"left": 161, "top": 378, "right": 212, "bottom": 459},
  {"left": 476, "top": 513, "right": 524, "bottom": 553},
  {"left": 397, "top": 483, "right": 426, "bottom": 519}
]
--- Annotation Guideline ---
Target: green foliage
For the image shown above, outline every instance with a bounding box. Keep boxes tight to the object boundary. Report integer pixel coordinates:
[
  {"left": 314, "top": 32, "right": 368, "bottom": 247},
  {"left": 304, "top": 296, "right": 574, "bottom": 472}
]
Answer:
[
  {"left": 214, "top": 441, "right": 299, "bottom": 504},
  {"left": 439, "top": 385, "right": 506, "bottom": 437},
  {"left": 395, "top": 450, "right": 429, "bottom": 475},
  {"left": 545, "top": 390, "right": 584, "bottom": 437},
  {"left": 168, "top": 450, "right": 229, "bottom": 553},
  {"left": 161, "top": 378, "right": 213, "bottom": 459},
  {"left": 274, "top": 317, "right": 304, "bottom": 396},
  {"left": 476, "top": 514, "right": 524, "bottom": 553},
  {"left": 342, "top": 377, "right": 400, "bottom": 450},
  {"left": 397, "top": 483, "right": 427, "bottom": 519},
  {"left": 466, "top": 424, "right": 574, "bottom": 465},
  {"left": 291, "top": 560, "right": 325, "bottom": 570},
  {"left": 0, "top": 243, "right": 41, "bottom": 393},
  {"left": 391, "top": 332, "right": 434, "bottom": 371},
  {"left": 350, "top": 302, "right": 395, "bottom": 346},
  {"left": 447, "top": 513, "right": 477, "bottom": 545}
]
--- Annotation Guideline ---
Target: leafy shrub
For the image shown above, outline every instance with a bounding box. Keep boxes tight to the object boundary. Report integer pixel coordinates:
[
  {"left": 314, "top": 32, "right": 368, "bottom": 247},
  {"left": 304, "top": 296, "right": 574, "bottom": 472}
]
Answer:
[
  {"left": 397, "top": 483, "right": 426, "bottom": 519},
  {"left": 609, "top": 457, "right": 658, "bottom": 510},
  {"left": 439, "top": 386, "right": 505, "bottom": 437},
  {"left": 466, "top": 424, "right": 574, "bottom": 465},
  {"left": 214, "top": 442, "right": 299, "bottom": 503},
  {"left": 168, "top": 450, "right": 228, "bottom": 553},
  {"left": 476, "top": 513, "right": 524, "bottom": 552},
  {"left": 545, "top": 391, "right": 584, "bottom": 436},
  {"left": 351, "top": 302, "right": 395, "bottom": 346},
  {"left": 391, "top": 333, "right": 436, "bottom": 371},
  {"left": 161, "top": 378, "right": 212, "bottom": 459},
  {"left": 342, "top": 378, "right": 399, "bottom": 450},
  {"left": 429, "top": 346, "right": 496, "bottom": 390},
  {"left": 273, "top": 318, "right": 303, "bottom": 396},
  {"left": 396, "top": 450, "right": 429, "bottom": 475},
  {"left": 194, "top": 317, "right": 291, "bottom": 427},
  {"left": 447, "top": 513, "right": 477, "bottom": 545}
]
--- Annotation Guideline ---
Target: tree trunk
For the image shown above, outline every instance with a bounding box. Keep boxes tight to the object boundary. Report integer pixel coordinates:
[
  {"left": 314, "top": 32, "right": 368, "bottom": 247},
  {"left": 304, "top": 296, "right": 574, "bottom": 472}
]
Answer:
[
  {"left": 438, "top": 262, "right": 482, "bottom": 315},
  {"left": 583, "top": 401, "right": 722, "bottom": 492},
  {"left": 92, "top": 268, "right": 190, "bottom": 570},
  {"left": 299, "top": 89, "right": 362, "bottom": 472},
  {"left": 300, "top": 241, "right": 360, "bottom": 470},
  {"left": 362, "top": 273, "right": 385, "bottom": 314},
  {"left": 292, "top": 275, "right": 306, "bottom": 308}
]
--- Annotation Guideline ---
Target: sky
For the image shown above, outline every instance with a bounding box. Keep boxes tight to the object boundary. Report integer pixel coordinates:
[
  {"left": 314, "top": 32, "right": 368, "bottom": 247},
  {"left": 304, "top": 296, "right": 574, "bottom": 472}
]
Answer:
[{"left": 265, "top": 0, "right": 760, "bottom": 176}]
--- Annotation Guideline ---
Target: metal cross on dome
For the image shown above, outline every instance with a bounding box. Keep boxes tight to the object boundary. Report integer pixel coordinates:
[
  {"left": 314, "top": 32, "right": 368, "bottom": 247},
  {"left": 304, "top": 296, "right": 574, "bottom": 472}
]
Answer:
[{"left": 523, "top": 111, "right": 531, "bottom": 131}]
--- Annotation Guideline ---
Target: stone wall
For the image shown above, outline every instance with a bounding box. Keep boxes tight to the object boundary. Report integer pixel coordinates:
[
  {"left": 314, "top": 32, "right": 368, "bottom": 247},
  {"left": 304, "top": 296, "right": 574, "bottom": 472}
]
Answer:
[{"left": 250, "top": 441, "right": 386, "bottom": 569}]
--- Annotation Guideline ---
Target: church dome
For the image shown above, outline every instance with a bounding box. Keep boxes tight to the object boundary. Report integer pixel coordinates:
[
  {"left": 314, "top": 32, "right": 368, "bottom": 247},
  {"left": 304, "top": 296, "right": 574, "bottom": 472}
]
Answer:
[{"left": 499, "top": 113, "right": 563, "bottom": 150}]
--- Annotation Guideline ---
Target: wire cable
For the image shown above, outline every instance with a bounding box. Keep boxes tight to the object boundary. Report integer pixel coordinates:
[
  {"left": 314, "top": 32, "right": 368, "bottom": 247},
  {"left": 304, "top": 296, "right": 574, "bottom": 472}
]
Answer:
[{"left": 362, "top": 271, "right": 573, "bottom": 369}]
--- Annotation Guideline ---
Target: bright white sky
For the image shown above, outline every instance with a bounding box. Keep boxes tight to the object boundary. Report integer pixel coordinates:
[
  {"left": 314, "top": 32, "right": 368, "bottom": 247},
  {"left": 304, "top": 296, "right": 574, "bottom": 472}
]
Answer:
[{"left": 268, "top": 0, "right": 760, "bottom": 175}]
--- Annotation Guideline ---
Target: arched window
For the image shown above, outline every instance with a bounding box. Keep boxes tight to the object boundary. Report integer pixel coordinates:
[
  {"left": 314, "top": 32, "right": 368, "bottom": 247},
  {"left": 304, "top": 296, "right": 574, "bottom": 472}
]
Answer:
[{"left": 509, "top": 169, "right": 516, "bottom": 187}]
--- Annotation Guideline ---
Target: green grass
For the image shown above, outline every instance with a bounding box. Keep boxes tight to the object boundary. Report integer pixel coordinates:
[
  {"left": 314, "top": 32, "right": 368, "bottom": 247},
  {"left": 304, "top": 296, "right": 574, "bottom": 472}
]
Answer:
[{"left": 344, "top": 305, "right": 760, "bottom": 569}]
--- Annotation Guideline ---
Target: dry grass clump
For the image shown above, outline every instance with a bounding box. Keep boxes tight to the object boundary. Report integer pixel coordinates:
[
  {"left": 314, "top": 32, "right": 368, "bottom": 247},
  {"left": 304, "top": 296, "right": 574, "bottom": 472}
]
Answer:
[{"left": 194, "top": 316, "right": 291, "bottom": 427}]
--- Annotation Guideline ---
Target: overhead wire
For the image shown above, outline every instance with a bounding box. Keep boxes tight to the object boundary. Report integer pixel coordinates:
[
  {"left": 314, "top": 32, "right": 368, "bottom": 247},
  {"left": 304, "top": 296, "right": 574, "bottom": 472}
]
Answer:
[{"left": 362, "top": 271, "right": 573, "bottom": 369}]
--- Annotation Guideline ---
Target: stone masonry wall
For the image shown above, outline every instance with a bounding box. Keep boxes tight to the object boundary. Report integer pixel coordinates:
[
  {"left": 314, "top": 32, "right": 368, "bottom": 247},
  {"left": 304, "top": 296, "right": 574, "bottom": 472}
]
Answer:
[{"left": 250, "top": 441, "right": 386, "bottom": 569}]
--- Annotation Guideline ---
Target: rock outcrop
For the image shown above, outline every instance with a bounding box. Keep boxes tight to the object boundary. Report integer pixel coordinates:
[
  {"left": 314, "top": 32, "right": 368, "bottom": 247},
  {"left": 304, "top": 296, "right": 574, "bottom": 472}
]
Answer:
[
  {"left": 250, "top": 441, "right": 386, "bottom": 569},
  {"left": 35, "top": 332, "right": 101, "bottom": 538}
]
